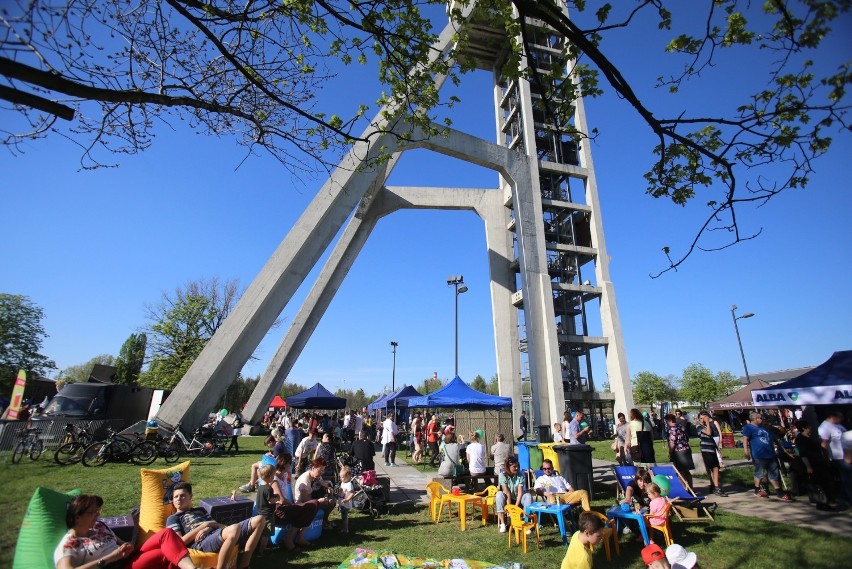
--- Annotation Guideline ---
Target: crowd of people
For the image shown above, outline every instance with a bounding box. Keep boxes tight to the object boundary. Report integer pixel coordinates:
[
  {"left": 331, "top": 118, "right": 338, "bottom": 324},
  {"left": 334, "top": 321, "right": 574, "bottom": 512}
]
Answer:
[{"left": 49, "top": 402, "right": 850, "bottom": 569}]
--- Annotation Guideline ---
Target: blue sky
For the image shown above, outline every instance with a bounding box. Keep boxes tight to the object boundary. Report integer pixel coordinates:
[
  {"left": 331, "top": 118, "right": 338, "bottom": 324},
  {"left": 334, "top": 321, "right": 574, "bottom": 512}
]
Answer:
[{"left": 2, "top": 4, "right": 850, "bottom": 398}]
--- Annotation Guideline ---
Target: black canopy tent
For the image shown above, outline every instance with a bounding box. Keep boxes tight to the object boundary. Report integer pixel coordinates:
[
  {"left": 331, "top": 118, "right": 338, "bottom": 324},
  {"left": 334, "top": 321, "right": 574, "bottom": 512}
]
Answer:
[{"left": 285, "top": 382, "right": 346, "bottom": 409}]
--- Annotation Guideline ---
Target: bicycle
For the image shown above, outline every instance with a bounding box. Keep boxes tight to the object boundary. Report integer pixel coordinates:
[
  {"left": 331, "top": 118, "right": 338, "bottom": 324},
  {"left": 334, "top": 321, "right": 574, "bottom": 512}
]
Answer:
[
  {"left": 82, "top": 428, "right": 158, "bottom": 467},
  {"left": 54, "top": 421, "right": 96, "bottom": 466},
  {"left": 12, "top": 427, "right": 45, "bottom": 463},
  {"left": 162, "top": 422, "right": 215, "bottom": 460}
]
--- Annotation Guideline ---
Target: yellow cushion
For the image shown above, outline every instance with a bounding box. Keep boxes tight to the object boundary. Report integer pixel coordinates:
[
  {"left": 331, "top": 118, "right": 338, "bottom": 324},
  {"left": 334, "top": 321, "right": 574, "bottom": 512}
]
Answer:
[
  {"left": 137, "top": 461, "right": 235, "bottom": 568},
  {"left": 137, "top": 461, "right": 191, "bottom": 546}
]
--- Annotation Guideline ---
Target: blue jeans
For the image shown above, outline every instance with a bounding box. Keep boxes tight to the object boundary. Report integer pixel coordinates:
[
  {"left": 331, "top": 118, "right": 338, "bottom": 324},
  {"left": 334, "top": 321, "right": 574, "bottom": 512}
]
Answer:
[{"left": 494, "top": 491, "right": 532, "bottom": 514}]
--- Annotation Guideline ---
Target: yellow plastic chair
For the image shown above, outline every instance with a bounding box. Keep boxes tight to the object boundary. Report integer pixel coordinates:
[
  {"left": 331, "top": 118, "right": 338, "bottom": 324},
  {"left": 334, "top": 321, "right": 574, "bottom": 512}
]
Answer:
[
  {"left": 473, "top": 485, "right": 498, "bottom": 522},
  {"left": 584, "top": 510, "right": 620, "bottom": 561},
  {"left": 644, "top": 502, "right": 674, "bottom": 547},
  {"left": 505, "top": 504, "right": 541, "bottom": 553},
  {"left": 426, "top": 481, "right": 453, "bottom": 522}
]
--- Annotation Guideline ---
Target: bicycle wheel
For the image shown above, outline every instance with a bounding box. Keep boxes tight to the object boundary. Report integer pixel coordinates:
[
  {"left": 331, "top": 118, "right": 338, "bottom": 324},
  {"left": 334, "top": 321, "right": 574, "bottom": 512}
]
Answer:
[
  {"left": 111, "top": 438, "right": 135, "bottom": 462},
  {"left": 12, "top": 442, "right": 26, "bottom": 464},
  {"left": 29, "top": 439, "right": 44, "bottom": 460},
  {"left": 160, "top": 441, "right": 181, "bottom": 463},
  {"left": 55, "top": 442, "right": 85, "bottom": 465},
  {"left": 132, "top": 441, "right": 158, "bottom": 465},
  {"left": 82, "top": 442, "right": 110, "bottom": 467}
]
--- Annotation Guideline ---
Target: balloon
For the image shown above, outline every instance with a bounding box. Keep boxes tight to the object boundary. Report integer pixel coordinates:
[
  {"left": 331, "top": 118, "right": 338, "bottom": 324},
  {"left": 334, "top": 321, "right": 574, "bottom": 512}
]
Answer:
[
  {"left": 653, "top": 474, "right": 671, "bottom": 497},
  {"left": 219, "top": 408, "right": 228, "bottom": 417}
]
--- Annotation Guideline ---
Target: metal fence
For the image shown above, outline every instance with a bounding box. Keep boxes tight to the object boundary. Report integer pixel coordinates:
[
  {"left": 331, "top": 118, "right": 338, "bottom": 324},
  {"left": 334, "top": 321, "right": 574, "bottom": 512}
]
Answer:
[
  {"left": 0, "top": 419, "right": 120, "bottom": 453},
  {"left": 452, "top": 409, "right": 513, "bottom": 468}
]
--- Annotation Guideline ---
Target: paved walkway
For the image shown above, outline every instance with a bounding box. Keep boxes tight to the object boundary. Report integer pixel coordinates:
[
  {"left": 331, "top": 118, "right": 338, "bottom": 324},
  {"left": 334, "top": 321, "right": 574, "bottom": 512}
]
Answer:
[{"left": 374, "top": 454, "right": 852, "bottom": 536}]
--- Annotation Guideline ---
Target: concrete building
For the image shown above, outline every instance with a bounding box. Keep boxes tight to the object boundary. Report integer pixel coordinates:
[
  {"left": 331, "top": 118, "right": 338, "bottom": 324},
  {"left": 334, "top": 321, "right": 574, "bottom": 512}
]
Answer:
[{"left": 155, "top": 2, "right": 632, "bottom": 433}]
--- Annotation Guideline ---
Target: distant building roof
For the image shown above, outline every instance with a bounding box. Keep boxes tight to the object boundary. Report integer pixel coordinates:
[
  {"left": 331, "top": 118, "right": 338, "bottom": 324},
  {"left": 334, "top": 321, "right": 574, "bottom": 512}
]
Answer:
[{"left": 737, "top": 366, "right": 816, "bottom": 385}]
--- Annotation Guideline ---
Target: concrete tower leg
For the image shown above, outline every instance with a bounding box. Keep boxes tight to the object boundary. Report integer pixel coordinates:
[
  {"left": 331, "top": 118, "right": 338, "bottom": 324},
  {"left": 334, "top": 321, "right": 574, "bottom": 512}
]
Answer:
[
  {"left": 241, "top": 197, "right": 383, "bottom": 423},
  {"left": 156, "top": 129, "right": 403, "bottom": 429},
  {"left": 574, "top": 95, "right": 632, "bottom": 414},
  {"left": 481, "top": 195, "right": 522, "bottom": 416}
]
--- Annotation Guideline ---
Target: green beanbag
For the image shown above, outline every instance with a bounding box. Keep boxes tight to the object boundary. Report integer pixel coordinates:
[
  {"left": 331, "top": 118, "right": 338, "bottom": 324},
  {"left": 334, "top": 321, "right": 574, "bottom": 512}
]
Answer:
[{"left": 13, "top": 486, "right": 81, "bottom": 569}]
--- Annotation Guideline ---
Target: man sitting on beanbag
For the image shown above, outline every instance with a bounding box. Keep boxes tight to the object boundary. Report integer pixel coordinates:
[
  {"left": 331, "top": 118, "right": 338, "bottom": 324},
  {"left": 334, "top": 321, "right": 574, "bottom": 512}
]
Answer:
[{"left": 167, "top": 482, "right": 264, "bottom": 569}]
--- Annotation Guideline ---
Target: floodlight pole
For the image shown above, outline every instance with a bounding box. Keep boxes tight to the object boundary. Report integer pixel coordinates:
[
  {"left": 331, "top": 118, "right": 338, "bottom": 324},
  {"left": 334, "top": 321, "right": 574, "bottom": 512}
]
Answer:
[
  {"left": 447, "top": 275, "right": 468, "bottom": 377},
  {"left": 390, "top": 341, "right": 398, "bottom": 392},
  {"left": 731, "top": 305, "right": 755, "bottom": 383}
]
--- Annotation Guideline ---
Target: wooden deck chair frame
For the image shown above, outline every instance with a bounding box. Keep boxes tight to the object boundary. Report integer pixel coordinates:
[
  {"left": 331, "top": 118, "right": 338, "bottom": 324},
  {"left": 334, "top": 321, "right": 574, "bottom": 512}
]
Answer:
[{"left": 650, "top": 464, "right": 716, "bottom": 522}]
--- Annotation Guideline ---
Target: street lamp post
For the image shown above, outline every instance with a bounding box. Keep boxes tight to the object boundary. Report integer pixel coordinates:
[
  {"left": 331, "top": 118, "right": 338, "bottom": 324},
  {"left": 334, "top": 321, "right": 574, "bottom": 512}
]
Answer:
[
  {"left": 730, "top": 305, "right": 755, "bottom": 383},
  {"left": 390, "top": 341, "right": 398, "bottom": 392},
  {"left": 447, "top": 275, "right": 468, "bottom": 377}
]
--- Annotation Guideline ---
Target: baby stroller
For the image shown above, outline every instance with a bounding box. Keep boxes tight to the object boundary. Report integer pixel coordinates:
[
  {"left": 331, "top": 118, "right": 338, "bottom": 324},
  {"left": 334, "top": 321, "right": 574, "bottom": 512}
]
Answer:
[
  {"left": 349, "top": 469, "right": 388, "bottom": 518},
  {"left": 338, "top": 455, "right": 386, "bottom": 518}
]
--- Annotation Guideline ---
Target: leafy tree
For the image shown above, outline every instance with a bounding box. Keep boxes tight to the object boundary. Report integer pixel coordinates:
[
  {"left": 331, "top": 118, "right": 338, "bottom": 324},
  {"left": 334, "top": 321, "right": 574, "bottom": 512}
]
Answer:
[
  {"left": 678, "top": 363, "right": 739, "bottom": 408},
  {"left": 278, "top": 382, "right": 310, "bottom": 399},
  {"left": 114, "top": 333, "right": 147, "bottom": 385},
  {"left": 715, "top": 370, "right": 741, "bottom": 400},
  {"left": 470, "top": 374, "right": 489, "bottom": 393},
  {"left": 59, "top": 354, "right": 116, "bottom": 384},
  {"left": 2, "top": 1, "right": 847, "bottom": 268},
  {"left": 217, "top": 375, "right": 259, "bottom": 413},
  {"left": 417, "top": 375, "right": 444, "bottom": 395},
  {"left": 488, "top": 374, "right": 500, "bottom": 395},
  {"left": 632, "top": 371, "right": 678, "bottom": 410},
  {"left": 0, "top": 293, "right": 56, "bottom": 394},
  {"left": 138, "top": 278, "right": 240, "bottom": 389}
]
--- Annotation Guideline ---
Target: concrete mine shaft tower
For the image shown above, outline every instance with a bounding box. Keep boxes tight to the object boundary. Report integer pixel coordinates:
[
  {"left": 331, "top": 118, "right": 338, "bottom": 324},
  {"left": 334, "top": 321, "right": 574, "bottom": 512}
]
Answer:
[{"left": 156, "top": 1, "right": 633, "bottom": 434}]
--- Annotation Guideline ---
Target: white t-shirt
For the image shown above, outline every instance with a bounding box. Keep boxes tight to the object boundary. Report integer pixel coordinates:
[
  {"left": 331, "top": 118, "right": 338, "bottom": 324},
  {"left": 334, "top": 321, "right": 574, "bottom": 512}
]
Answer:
[
  {"left": 466, "top": 441, "right": 486, "bottom": 474},
  {"left": 295, "top": 436, "right": 318, "bottom": 461},
  {"left": 338, "top": 481, "right": 354, "bottom": 509},
  {"left": 354, "top": 414, "right": 364, "bottom": 434},
  {"left": 381, "top": 418, "right": 398, "bottom": 444},
  {"left": 818, "top": 420, "right": 847, "bottom": 460},
  {"left": 533, "top": 473, "right": 573, "bottom": 494}
]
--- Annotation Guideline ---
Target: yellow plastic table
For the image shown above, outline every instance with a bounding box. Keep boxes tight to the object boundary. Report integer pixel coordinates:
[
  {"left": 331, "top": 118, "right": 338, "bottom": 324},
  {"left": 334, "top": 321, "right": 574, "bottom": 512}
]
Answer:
[{"left": 436, "top": 493, "right": 486, "bottom": 531}]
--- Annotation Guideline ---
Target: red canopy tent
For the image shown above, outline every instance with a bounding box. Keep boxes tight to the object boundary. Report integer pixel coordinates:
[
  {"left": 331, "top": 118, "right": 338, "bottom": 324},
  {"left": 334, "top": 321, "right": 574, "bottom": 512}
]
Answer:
[{"left": 268, "top": 395, "right": 287, "bottom": 409}]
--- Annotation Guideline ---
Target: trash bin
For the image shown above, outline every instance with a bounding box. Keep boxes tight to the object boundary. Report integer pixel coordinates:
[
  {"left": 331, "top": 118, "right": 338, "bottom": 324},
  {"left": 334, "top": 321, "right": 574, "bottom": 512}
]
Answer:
[
  {"left": 536, "top": 424, "right": 551, "bottom": 443},
  {"left": 516, "top": 441, "right": 536, "bottom": 471},
  {"left": 554, "top": 444, "right": 594, "bottom": 496},
  {"left": 528, "top": 445, "right": 544, "bottom": 471},
  {"left": 538, "top": 442, "right": 559, "bottom": 468}
]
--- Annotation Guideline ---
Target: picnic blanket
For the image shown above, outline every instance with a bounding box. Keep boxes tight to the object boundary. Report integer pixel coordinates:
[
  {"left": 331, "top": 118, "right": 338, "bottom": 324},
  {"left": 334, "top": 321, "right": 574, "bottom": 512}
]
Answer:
[{"left": 338, "top": 548, "right": 517, "bottom": 569}]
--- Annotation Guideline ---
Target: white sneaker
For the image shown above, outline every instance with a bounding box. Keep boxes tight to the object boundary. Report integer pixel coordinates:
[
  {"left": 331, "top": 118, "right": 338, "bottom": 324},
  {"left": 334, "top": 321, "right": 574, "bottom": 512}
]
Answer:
[
  {"left": 499, "top": 523, "right": 507, "bottom": 533},
  {"left": 623, "top": 526, "right": 632, "bottom": 535}
]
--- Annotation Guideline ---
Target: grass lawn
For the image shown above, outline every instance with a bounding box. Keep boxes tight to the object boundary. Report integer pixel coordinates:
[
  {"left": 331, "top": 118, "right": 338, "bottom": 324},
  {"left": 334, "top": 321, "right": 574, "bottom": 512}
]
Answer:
[{"left": 2, "top": 436, "right": 849, "bottom": 569}]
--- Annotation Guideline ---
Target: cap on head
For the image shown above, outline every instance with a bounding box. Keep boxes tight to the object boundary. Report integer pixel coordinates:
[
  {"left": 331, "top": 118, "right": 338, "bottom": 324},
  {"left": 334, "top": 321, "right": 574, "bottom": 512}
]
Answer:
[
  {"left": 641, "top": 544, "right": 666, "bottom": 564},
  {"left": 665, "top": 544, "right": 697, "bottom": 569}
]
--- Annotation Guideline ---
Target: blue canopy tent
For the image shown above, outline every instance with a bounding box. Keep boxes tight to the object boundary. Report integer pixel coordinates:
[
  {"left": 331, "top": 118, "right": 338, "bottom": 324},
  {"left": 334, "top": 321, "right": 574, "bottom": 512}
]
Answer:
[
  {"left": 285, "top": 382, "right": 346, "bottom": 409},
  {"left": 406, "top": 376, "right": 512, "bottom": 409},
  {"left": 751, "top": 350, "right": 852, "bottom": 407},
  {"left": 367, "top": 389, "right": 397, "bottom": 412},
  {"left": 385, "top": 385, "right": 423, "bottom": 409}
]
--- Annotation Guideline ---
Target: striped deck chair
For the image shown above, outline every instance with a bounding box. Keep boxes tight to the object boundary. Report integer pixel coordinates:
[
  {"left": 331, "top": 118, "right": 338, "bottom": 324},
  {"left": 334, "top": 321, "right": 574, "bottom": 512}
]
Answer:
[{"left": 650, "top": 464, "right": 716, "bottom": 522}]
